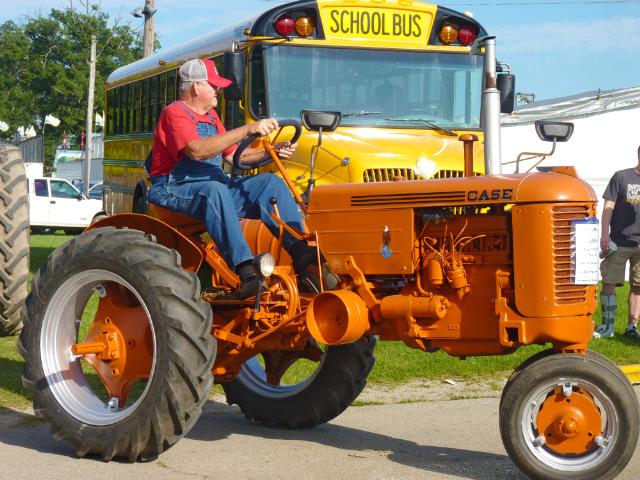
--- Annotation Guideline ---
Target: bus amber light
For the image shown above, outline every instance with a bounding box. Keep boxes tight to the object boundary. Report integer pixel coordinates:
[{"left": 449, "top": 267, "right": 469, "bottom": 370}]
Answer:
[
  {"left": 458, "top": 27, "right": 477, "bottom": 46},
  {"left": 295, "top": 16, "right": 315, "bottom": 37},
  {"left": 439, "top": 24, "right": 458, "bottom": 44},
  {"left": 274, "top": 15, "right": 295, "bottom": 36}
]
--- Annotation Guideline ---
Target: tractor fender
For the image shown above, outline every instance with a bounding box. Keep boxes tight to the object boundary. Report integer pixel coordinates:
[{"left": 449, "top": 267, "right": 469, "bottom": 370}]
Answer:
[{"left": 86, "top": 213, "right": 203, "bottom": 272}]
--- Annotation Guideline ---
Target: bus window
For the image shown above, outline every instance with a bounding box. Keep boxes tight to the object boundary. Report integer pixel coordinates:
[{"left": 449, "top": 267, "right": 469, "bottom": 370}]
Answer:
[
  {"left": 106, "top": 90, "right": 114, "bottom": 135},
  {"left": 119, "top": 84, "right": 127, "bottom": 134},
  {"left": 123, "top": 83, "right": 130, "bottom": 133},
  {"left": 132, "top": 80, "right": 141, "bottom": 133},
  {"left": 166, "top": 69, "right": 176, "bottom": 104},
  {"left": 141, "top": 77, "right": 150, "bottom": 132},
  {"left": 249, "top": 45, "right": 268, "bottom": 118},
  {"left": 112, "top": 88, "right": 120, "bottom": 134},
  {"left": 149, "top": 75, "right": 159, "bottom": 129},
  {"left": 158, "top": 72, "right": 167, "bottom": 114}
]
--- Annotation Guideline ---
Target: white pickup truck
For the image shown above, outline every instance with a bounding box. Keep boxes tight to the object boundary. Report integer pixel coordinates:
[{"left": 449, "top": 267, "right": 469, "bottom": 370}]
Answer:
[{"left": 28, "top": 177, "right": 103, "bottom": 233}]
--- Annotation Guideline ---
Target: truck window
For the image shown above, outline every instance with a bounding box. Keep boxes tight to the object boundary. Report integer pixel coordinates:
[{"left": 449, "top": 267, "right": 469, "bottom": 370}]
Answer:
[
  {"left": 50, "top": 180, "right": 79, "bottom": 199},
  {"left": 34, "top": 179, "right": 48, "bottom": 197}
]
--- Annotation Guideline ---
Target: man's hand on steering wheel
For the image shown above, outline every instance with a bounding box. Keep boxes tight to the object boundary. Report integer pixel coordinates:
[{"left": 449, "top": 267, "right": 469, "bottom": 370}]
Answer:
[
  {"left": 247, "top": 118, "right": 279, "bottom": 137},
  {"left": 274, "top": 141, "right": 297, "bottom": 160}
]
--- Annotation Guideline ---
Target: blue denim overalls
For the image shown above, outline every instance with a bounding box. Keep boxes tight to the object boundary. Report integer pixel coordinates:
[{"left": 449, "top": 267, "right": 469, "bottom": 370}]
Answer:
[{"left": 148, "top": 102, "right": 303, "bottom": 268}]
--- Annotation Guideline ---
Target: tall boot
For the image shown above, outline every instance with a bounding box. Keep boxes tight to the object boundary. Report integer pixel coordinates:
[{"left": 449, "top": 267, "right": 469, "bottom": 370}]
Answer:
[{"left": 594, "top": 292, "right": 616, "bottom": 338}]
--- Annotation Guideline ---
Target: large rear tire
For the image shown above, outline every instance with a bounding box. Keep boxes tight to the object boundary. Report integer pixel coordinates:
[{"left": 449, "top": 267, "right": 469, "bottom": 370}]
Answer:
[
  {"left": 223, "top": 337, "right": 376, "bottom": 428},
  {"left": 19, "top": 228, "right": 216, "bottom": 461},
  {"left": 500, "top": 350, "right": 639, "bottom": 480},
  {"left": 0, "top": 144, "right": 29, "bottom": 336}
]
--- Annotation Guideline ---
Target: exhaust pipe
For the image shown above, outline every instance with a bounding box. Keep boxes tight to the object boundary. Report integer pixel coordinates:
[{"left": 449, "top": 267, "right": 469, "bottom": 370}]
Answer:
[{"left": 478, "top": 36, "right": 502, "bottom": 175}]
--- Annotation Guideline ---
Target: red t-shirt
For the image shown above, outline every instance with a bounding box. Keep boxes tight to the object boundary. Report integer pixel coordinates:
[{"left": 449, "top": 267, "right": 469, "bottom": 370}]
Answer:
[{"left": 151, "top": 101, "right": 236, "bottom": 176}]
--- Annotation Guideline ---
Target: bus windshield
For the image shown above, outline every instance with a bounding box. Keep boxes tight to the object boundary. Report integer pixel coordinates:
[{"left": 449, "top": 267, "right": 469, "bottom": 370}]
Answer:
[{"left": 251, "top": 45, "right": 484, "bottom": 130}]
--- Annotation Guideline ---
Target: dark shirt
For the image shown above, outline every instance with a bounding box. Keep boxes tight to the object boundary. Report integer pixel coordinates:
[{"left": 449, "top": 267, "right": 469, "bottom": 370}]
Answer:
[{"left": 603, "top": 168, "right": 640, "bottom": 247}]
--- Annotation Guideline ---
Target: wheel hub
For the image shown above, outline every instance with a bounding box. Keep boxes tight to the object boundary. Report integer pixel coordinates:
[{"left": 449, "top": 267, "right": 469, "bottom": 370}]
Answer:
[
  {"left": 72, "top": 283, "right": 153, "bottom": 407},
  {"left": 537, "top": 386, "right": 602, "bottom": 454}
]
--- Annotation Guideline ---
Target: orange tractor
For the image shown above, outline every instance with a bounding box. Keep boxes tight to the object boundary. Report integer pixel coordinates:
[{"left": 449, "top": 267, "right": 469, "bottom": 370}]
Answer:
[{"left": 20, "top": 50, "right": 638, "bottom": 480}]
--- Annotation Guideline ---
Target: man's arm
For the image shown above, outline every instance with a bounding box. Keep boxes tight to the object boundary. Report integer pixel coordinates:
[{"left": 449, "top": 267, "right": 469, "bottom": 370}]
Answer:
[
  {"left": 601, "top": 199, "right": 615, "bottom": 251},
  {"left": 182, "top": 119, "right": 278, "bottom": 161}
]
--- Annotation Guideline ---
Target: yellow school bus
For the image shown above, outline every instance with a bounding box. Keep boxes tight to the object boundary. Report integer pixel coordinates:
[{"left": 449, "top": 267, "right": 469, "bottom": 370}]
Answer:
[{"left": 104, "top": 0, "right": 503, "bottom": 215}]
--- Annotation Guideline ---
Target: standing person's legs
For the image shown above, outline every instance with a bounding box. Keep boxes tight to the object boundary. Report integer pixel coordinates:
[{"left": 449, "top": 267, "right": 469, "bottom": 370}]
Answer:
[
  {"left": 597, "top": 247, "right": 633, "bottom": 337},
  {"left": 624, "top": 247, "right": 640, "bottom": 338}
]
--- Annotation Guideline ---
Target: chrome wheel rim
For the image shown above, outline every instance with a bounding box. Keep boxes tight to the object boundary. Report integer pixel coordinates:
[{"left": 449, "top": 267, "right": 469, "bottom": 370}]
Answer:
[
  {"left": 521, "top": 377, "right": 617, "bottom": 471},
  {"left": 236, "top": 350, "right": 327, "bottom": 398},
  {"left": 40, "top": 269, "right": 156, "bottom": 426}
]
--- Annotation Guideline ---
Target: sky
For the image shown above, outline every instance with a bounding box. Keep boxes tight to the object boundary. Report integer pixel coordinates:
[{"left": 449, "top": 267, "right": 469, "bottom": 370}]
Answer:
[{"left": 1, "top": 0, "right": 639, "bottom": 102}]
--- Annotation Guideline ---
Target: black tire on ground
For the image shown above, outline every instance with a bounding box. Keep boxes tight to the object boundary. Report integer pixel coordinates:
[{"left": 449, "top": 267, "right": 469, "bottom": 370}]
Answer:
[
  {"left": 19, "top": 227, "right": 216, "bottom": 461},
  {"left": 0, "top": 144, "right": 29, "bottom": 336},
  {"left": 223, "top": 336, "right": 376, "bottom": 428},
  {"left": 499, "top": 350, "right": 639, "bottom": 480},
  {"left": 90, "top": 213, "right": 108, "bottom": 225}
]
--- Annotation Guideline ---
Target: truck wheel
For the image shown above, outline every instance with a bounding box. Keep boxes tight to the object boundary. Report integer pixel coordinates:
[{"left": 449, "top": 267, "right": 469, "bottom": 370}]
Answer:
[
  {"left": 0, "top": 144, "right": 29, "bottom": 336},
  {"left": 19, "top": 227, "right": 216, "bottom": 461},
  {"left": 223, "top": 336, "right": 376, "bottom": 428},
  {"left": 500, "top": 351, "right": 639, "bottom": 480}
]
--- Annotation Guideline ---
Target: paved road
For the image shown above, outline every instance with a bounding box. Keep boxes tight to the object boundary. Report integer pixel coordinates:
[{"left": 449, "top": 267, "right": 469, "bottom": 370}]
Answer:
[{"left": 0, "top": 390, "right": 638, "bottom": 480}]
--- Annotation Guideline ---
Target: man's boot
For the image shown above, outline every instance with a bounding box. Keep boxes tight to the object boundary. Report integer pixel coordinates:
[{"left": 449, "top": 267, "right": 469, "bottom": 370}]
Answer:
[
  {"left": 289, "top": 241, "right": 340, "bottom": 293},
  {"left": 594, "top": 292, "right": 616, "bottom": 338}
]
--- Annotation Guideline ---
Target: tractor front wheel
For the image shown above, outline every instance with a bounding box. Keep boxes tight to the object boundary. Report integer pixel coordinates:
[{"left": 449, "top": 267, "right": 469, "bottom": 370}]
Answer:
[
  {"left": 500, "top": 350, "right": 639, "bottom": 480},
  {"left": 19, "top": 228, "right": 216, "bottom": 461}
]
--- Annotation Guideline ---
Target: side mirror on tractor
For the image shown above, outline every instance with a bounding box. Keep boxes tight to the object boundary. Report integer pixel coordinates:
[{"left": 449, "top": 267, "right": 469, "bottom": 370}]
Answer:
[
  {"left": 299, "top": 110, "right": 343, "bottom": 202},
  {"left": 301, "top": 110, "right": 341, "bottom": 132},
  {"left": 535, "top": 120, "right": 574, "bottom": 143}
]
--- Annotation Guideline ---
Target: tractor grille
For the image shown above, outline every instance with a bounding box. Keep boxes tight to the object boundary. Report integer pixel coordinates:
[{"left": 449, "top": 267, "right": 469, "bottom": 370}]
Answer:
[
  {"left": 363, "top": 169, "right": 482, "bottom": 183},
  {"left": 363, "top": 168, "right": 424, "bottom": 182},
  {"left": 552, "top": 205, "right": 591, "bottom": 305},
  {"left": 433, "top": 170, "right": 482, "bottom": 179}
]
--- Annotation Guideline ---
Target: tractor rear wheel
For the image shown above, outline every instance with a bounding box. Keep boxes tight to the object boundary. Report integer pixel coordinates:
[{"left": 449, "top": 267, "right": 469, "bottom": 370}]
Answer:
[
  {"left": 0, "top": 144, "right": 29, "bottom": 336},
  {"left": 500, "top": 350, "right": 639, "bottom": 480},
  {"left": 19, "top": 227, "right": 216, "bottom": 461},
  {"left": 223, "top": 336, "right": 376, "bottom": 428}
]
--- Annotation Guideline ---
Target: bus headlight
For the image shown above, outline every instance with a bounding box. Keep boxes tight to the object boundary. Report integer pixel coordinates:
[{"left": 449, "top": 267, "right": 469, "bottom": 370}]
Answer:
[{"left": 416, "top": 157, "right": 436, "bottom": 179}]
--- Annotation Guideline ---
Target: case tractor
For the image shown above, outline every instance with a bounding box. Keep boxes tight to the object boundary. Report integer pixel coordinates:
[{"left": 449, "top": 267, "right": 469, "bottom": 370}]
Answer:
[{"left": 19, "top": 37, "right": 639, "bottom": 480}]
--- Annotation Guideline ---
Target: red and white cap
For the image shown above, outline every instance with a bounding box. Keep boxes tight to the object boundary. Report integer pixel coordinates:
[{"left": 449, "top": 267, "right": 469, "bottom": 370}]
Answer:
[{"left": 179, "top": 58, "right": 232, "bottom": 88}]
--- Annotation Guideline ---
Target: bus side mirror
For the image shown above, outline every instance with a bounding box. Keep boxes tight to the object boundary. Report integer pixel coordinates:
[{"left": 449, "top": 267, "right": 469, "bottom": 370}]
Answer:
[
  {"left": 223, "top": 50, "right": 245, "bottom": 101},
  {"left": 497, "top": 73, "right": 515, "bottom": 114},
  {"left": 535, "top": 120, "right": 574, "bottom": 143}
]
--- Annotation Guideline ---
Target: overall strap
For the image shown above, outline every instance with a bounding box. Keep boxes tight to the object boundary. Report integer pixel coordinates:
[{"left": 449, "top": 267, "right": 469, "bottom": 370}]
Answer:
[{"left": 174, "top": 100, "right": 196, "bottom": 120}]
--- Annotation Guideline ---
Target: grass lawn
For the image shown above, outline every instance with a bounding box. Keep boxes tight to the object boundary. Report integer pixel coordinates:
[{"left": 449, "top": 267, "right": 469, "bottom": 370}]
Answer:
[{"left": 1, "top": 232, "right": 638, "bottom": 410}]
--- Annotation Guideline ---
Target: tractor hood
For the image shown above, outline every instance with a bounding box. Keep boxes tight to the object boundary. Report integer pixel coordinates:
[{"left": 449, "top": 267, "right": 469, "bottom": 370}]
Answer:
[{"left": 307, "top": 170, "right": 598, "bottom": 213}]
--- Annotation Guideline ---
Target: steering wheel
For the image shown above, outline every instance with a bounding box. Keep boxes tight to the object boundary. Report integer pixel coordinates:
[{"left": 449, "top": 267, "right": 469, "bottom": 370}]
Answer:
[{"left": 233, "top": 120, "right": 302, "bottom": 171}]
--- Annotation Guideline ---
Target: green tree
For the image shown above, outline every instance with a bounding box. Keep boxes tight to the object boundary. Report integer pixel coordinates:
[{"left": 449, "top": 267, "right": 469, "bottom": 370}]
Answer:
[{"left": 0, "top": 2, "right": 147, "bottom": 164}]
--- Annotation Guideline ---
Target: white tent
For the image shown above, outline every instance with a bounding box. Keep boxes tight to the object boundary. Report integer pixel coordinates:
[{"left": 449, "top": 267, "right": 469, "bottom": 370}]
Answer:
[{"left": 501, "top": 86, "right": 640, "bottom": 218}]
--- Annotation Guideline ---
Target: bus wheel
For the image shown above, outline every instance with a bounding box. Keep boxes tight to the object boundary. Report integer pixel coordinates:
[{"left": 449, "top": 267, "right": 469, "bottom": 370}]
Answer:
[
  {"left": 19, "top": 228, "right": 216, "bottom": 461},
  {"left": 0, "top": 144, "right": 29, "bottom": 336},
  {"left": 223, "top": 336, "right": 376, "bottom": 428},
  {"left": 500, "top": 350, "right": 639, "bottom": 480}
]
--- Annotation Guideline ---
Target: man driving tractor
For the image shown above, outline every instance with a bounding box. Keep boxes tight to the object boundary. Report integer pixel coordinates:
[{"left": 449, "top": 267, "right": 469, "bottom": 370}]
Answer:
[{"left": 148, "top": 58, "right": 336, "bottom": 298}]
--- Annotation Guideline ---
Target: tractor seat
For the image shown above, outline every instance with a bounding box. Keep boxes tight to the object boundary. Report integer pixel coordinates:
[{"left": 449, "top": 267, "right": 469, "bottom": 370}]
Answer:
[{"left": 147, "top": 204, "right": 206, "bottom": 233}]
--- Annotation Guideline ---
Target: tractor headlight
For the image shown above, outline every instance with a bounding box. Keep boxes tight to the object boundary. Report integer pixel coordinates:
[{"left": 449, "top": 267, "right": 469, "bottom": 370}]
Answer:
[
  {"left": 416, "top": 157, "right": 436, "bottom": 179},
  {"left": 254, "top": 253, "right": 275, "bottom": 278}
]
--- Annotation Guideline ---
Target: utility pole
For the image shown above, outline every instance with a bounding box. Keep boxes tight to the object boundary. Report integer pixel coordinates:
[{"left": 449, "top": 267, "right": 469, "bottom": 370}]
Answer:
[
  {"left": 142, "top": 0, "right": 156, "bottom": 57},
  {"left": 83, "top": 35, "right": 96, "bottom": 196}
]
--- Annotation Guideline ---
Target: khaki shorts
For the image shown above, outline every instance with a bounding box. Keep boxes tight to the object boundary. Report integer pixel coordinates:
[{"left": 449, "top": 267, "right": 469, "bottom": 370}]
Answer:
[{"left": 600, "top": 246, "right": 640, "bottom": 287}]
